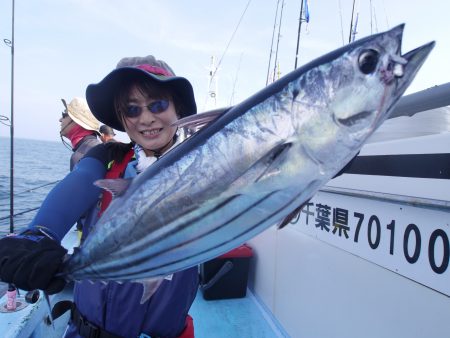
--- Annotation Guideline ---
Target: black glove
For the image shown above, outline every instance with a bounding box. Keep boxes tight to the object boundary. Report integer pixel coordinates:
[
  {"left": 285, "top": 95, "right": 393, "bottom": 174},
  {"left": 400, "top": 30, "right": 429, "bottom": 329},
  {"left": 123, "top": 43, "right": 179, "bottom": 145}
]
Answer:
[{"left": 0, "top": 229, "right": 68, "bottom": 294}]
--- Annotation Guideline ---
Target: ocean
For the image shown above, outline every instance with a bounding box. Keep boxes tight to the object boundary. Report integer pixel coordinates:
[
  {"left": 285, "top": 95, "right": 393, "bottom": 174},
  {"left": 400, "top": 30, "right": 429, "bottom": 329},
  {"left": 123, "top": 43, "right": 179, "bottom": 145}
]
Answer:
[{"left": 0, "top": 136, "right": 71, "bottom": 236}]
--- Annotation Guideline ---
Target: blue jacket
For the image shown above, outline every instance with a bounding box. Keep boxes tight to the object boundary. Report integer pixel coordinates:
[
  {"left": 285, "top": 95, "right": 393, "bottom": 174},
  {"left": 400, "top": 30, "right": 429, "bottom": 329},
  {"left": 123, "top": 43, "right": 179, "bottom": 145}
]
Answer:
[{"left": 30, "top": 143, "right": 198, "bottom": 338}]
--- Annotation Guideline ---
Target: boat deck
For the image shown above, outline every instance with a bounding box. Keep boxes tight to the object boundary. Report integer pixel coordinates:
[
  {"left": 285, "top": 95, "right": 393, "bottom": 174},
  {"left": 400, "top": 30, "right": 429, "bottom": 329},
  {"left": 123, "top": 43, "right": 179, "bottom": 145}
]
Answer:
[
  {"left": 1, "top": 287, "right": 283, "bottom": 338},
  {"left": 0, "top": 228, "right": 286, "bottom": 337},
  {"left": 191, "top": 289, "right": 285, "bottom": 338}
]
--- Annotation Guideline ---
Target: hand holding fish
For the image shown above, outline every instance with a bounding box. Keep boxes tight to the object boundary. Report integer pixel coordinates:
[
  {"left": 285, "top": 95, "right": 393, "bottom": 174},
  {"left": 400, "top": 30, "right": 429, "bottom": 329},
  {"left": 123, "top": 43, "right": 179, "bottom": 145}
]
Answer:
[{"left": 0, "top": 228, "right": 67, "bottom": 294}]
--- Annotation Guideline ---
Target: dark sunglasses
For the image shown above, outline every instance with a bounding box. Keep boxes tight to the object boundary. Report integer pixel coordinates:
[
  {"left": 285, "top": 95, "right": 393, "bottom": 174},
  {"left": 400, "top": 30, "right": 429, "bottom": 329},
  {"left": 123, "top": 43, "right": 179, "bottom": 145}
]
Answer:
[
  {"left": 125, "top": 99, "right": 170, "bottom": 118},
  {"left": 61, "top": 112, "right": 69, "bottom": 119}
]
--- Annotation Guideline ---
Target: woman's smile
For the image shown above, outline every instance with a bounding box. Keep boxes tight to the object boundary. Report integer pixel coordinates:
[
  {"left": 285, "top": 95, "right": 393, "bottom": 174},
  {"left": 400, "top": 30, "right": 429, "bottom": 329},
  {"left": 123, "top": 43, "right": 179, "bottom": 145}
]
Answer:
[
  {"left": 123, "top": 86, "right": 179, "bottom": 156},
  {"left": 140, "top": 128, "right": 163, "bottom": 137}
]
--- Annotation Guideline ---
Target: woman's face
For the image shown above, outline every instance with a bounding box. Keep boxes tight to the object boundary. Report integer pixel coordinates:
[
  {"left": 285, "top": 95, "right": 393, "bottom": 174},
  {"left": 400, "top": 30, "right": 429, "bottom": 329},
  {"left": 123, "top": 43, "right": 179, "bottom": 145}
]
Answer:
[{"left": 123, "top": 86, "right": 179, "bottom": 156}]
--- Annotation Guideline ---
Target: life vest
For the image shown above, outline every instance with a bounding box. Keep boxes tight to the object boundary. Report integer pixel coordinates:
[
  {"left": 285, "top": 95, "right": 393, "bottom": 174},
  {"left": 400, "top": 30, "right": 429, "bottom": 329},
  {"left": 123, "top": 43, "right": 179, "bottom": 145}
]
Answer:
[
  {"left": 98, "top": 148, "right": 135, "bottom": 216},
  {"left": 96, "top": 147, "right": 195, "bottom": 338}
]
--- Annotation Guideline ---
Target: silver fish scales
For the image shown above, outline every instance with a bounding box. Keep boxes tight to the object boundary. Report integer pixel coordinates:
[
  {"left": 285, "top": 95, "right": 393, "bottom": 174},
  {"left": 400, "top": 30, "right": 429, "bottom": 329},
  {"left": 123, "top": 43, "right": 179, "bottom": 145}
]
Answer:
[{"left": 62, "top": 25, "right": 434, "bottom": 288}]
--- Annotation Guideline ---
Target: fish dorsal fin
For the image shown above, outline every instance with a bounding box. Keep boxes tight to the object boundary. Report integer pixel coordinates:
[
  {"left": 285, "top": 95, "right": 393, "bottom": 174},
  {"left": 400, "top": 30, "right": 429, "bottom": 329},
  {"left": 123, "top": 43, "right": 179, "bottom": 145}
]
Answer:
[
  {"left": 94, "top": 178, "right": 131, "bottom": 197},
  {"left": 172, "top": 106, "right": 230, "bottom": 130},
  {"left": 138, "top": 278, "right": 164, "bottom": 304}
]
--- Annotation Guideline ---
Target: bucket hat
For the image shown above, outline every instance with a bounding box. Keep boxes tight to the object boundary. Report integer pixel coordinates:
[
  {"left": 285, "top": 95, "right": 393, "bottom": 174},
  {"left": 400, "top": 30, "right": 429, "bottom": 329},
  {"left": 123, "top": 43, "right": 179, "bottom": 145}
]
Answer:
[
  {"left": 86, "top": 55, "right": 197, "bottom": 132},
  {"left": 62, "top": 97, "right": 100, "bottom": 132}
]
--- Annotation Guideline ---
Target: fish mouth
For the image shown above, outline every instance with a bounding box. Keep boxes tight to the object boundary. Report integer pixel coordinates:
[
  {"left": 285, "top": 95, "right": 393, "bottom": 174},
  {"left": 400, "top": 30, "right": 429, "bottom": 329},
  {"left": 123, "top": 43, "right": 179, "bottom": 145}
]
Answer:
[
  {"left": 374, "top": 25, "right": 435, "bottom": 123},
  {"left": 379, "top": 39, "right": 435, "bottom": 124},
  {"left": 394, "top": 40, "right": 435, "bottom": 96},
  {"left": 337, "top": 110, "right": 374, "bottom": 127}
]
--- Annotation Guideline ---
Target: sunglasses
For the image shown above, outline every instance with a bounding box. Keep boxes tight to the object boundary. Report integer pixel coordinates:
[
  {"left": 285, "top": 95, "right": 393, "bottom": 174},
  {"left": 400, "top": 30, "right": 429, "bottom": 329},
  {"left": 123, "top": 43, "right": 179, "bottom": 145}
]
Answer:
[
  {"left": 61, "top": 112, "right": 69, "bottom": 119},
  {"left": 125, "top": 99, "right": 170, "bottom": 118}
]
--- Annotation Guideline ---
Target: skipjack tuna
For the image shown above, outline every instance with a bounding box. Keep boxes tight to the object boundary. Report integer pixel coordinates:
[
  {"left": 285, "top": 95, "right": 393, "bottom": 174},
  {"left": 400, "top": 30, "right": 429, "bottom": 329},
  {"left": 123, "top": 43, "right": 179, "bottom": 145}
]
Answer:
[{"left": 61, "top": 24, "right": 434, "bottom": 301}]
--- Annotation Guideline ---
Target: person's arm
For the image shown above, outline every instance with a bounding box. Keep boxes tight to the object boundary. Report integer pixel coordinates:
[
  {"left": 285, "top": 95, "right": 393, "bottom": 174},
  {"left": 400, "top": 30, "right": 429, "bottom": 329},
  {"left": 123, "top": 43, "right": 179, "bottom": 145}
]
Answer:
[
  {"left": 29, "top": 156, "right": 106, "bottom": 241},
  {"left": 0, "top": 146, "right": 110, "bottom": 293}
]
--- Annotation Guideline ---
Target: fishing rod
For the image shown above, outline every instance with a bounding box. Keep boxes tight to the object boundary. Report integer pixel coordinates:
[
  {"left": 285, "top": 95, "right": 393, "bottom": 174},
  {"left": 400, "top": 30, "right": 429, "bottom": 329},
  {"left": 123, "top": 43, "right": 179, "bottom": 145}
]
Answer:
[
  {"left": 2, "top": 0, "right": 19, "bottom": 313},
  {"left": 348, "top": 0, "right": 359, "bottom": 43},
  {"left": 294, "top": 0, "right": 304, "bottom": 69},
  {"left": 338, "top": 0, "right": 345, "bottom": 45},
  {"left": 0, "top": 207, "right": 40, "bottom": 222},
  {"left": 266, "top": 0, "right": 281, "bottom": 85},
  {"left": 0, "top": 180, "right": 61, "bottom": 200},
  {"left": 209, "top": 0, "right": 252, "bottom": 84},
  {"left": 5, "top": 0, "right": 16, "bottom": 234},
  {"left": 348, "top": 0, "right": 355, "bottom": 43},
  {"left": 272, "top": 0, "right": 285, "bottom": 83}
]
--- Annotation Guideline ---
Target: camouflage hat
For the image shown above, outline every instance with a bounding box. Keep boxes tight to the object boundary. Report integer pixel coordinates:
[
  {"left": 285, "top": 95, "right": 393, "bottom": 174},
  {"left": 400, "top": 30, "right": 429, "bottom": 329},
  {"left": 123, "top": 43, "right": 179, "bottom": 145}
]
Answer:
[{"left": 85, "top": 55, "right": 197, "bottom": 132}]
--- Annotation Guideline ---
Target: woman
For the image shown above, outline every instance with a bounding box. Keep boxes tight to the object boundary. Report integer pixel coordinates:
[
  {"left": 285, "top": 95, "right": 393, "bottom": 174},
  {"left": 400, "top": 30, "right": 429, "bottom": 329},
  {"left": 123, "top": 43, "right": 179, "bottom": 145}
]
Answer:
[{"left": 0, "top": 55, "right": 199, "bottom": 338}]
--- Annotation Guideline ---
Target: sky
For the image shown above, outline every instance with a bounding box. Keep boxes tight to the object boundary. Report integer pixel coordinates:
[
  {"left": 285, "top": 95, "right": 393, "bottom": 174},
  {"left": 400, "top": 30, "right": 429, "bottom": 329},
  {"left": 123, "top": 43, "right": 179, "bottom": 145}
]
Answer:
[{"left": 0, "top": 0, "right": 448, "bottom": 143}]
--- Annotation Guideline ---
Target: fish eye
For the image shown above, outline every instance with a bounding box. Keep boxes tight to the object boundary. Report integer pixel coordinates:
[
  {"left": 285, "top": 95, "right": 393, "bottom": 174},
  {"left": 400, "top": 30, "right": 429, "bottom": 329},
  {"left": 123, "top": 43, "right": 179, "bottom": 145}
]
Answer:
[{"left": 358, "top": 49, "right": 379, "bottom": 74}]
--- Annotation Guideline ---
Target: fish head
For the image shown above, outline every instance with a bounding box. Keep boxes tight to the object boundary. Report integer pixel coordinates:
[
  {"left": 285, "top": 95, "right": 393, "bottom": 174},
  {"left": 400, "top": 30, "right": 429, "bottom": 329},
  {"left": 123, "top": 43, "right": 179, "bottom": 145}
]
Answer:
[
  {"left": 331, "top": 24, "right": 434, "bottom": 140},
  {"left": 296, "top": 24, "right": 434, "bottom": 173}
]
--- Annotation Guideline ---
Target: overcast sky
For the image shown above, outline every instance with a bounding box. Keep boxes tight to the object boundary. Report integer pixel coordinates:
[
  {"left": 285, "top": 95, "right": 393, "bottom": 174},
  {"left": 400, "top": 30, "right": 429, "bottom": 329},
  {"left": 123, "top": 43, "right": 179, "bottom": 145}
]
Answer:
[{"left": 0, "top": 0, "right": 448, "bottom": 142}]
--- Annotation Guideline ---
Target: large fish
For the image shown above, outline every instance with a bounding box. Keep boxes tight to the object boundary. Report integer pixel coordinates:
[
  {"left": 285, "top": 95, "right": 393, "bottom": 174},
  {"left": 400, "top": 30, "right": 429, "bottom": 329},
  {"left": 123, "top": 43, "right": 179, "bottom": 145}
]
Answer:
[{"left": 61, "top": 24, "right": 434, "bottom": 294}]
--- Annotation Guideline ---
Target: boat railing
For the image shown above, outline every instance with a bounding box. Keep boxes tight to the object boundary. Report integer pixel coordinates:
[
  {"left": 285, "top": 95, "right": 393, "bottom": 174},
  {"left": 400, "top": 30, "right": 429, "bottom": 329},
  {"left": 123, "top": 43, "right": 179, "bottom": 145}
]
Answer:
[{"left": 320, "top": 186, "right": 450, "bottom": 210}]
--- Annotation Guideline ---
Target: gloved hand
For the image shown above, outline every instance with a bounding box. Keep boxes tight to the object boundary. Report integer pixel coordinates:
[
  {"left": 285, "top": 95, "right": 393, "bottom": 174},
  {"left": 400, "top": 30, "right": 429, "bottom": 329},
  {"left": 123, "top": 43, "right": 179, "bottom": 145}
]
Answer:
[{"left": 0, "top": 229, "right": 68, "bottom": 294}]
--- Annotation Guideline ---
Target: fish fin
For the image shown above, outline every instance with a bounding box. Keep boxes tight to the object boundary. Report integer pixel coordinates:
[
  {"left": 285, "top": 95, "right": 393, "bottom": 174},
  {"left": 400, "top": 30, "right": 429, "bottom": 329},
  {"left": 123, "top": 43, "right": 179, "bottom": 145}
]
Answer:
[
  {"left": 94, "top": 178, "right": 131, "bottom": 197},
  {"left": 252, "top": 142, "right": 293, "bottom": 182},
  {"left": 172, "top": 107, "right": 230, "bottom": 129},
  {"left": 228, "top": 142, "right": 293, "bottom": 193},
  {"left": 138, "top": 278, "right": 164, "bottom": 304},
  {"left": 277, "top": 199, "right": 310, "bottom": 229}
]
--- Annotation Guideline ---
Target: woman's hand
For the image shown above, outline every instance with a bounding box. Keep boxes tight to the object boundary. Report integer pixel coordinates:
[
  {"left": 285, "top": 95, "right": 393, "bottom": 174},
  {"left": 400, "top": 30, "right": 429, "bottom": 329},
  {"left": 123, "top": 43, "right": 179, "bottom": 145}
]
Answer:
[{"left": 0, "top": 230, "right": 67, "bottom": 294}]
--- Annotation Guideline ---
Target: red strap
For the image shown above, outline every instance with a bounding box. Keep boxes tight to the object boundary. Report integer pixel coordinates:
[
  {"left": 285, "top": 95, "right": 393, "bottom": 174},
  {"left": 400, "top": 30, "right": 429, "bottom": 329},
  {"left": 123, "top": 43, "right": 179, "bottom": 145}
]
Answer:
[
  {"left": 178, "top": 315, "right": 194, "bottom": 338},
  {"left": 98, "top": 149, "right": 135, "bottom": 216}
]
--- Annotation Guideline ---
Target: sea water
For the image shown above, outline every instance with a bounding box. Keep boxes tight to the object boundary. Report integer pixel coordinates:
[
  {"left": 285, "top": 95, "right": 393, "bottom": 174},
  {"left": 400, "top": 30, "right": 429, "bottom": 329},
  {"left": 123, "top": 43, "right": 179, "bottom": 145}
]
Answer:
[{"left": 0, "top": 136, "right": 70, "bottom": 236}]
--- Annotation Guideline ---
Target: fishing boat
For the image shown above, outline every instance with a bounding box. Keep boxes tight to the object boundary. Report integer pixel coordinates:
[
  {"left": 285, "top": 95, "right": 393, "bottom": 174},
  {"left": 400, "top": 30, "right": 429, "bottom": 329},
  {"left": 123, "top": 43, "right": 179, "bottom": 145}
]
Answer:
[
  {"left": 1, "top": 82, "right": 449, "bottom": 338},
  {"left": 1, "top": 1, "right": 449, "bottom": 336}
]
